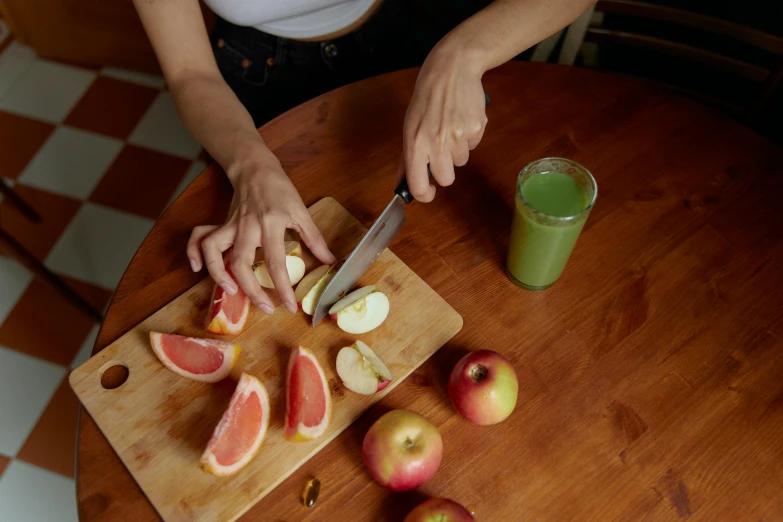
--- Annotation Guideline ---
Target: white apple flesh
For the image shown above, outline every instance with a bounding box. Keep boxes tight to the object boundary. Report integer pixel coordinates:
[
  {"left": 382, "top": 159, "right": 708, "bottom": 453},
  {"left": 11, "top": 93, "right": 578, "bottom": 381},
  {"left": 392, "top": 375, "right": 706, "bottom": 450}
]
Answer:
[
  {"left": 253, "top": 241, "right": 305, "bottom": 289},
  {"left": 294, "top": 264, "right": 336, "bottom": 315},
  {"left": 328, "top": 286, "right": 389, "bottom": 334},
  {"left": 336, "top": 341, "right": 393, "bottom": 395}
]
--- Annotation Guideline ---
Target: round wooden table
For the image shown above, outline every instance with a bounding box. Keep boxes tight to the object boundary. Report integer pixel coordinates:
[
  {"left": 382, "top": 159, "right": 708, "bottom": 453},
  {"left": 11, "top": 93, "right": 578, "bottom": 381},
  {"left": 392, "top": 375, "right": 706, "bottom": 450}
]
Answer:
[{"left": 77, "top": 62, "right": 783, "bottom": 521}]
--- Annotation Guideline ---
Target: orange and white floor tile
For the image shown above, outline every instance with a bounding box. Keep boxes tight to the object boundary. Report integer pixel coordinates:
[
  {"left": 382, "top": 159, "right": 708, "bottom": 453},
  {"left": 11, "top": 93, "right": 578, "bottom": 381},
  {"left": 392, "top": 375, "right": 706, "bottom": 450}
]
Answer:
[{"left": 0, "top": 31, "right": 205, "bottom": 521}]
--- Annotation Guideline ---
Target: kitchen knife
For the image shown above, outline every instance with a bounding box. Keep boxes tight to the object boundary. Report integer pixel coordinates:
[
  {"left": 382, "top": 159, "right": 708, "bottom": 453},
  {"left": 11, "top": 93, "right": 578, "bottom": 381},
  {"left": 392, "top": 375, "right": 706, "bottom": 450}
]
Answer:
[{"left": 311, "top": 92, "right": 490, "bottom": 327}]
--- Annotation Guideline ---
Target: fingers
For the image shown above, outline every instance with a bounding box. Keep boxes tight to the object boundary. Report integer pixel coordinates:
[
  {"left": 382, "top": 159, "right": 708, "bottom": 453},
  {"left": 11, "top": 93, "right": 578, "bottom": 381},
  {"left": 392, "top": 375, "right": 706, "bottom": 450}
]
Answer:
[
  {"left": 262, "top": 223, "right": 297, "bottom": 314},
  {"left": 186, "top": 225, "right": 218, "bottom": 272},
  {"left": 201, "top": 226, "right": 237, "bottom": 295},
  {"left": 429, "top": 148, "right": 456, "bottom": 188},
  {"left": 404, "top": 140, "right": 436, "bottom": 203},
  {"left": 231, "top": 219, "right": 274, "bottom": 315},
  {"left": 466, "top": 115, "right": 487, "bottom": 150},
  {"left": 403, "top": 123, "right": 480, "bottom": 201},
  {"left": 452, "top": 140, "right": 470, "bottom": 167},
  {"left": 295, "top": 211, "right": 337, "bottom": 266}
]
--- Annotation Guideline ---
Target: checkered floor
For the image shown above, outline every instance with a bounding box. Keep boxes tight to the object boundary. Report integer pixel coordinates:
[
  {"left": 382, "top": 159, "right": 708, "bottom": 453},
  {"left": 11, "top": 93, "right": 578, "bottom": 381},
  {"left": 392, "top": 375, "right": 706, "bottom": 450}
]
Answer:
[{"left": 0, "top": 24, "right": 206, "bottom": 521}]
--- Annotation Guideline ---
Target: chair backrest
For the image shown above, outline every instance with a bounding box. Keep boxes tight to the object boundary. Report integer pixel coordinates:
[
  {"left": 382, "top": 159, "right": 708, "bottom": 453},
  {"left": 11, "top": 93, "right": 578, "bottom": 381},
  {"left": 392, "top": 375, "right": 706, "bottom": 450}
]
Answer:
[{"left": 543, "top": 0, "right": 783, "bottom": 121}]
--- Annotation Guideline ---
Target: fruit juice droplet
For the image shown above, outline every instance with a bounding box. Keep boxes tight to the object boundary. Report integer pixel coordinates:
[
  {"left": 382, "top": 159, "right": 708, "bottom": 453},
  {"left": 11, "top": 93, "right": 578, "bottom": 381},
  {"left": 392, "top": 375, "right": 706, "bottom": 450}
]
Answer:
[{"left": 302, "top": 478, "right": 321, "bottom": 508}]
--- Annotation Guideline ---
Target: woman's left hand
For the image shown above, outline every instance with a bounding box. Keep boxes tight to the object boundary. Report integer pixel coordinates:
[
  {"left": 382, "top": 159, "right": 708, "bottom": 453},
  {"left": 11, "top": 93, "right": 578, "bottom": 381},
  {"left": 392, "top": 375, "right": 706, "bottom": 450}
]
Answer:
[{"left": 400, "top": 43, "right": 488, "bottom": 202}]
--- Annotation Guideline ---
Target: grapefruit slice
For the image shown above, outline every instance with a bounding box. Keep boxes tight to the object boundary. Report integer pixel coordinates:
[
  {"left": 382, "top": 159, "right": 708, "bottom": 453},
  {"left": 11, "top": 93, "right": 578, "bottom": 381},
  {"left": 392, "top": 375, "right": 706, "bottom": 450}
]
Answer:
[
  {"left": 149, "top": 332, "right": 240, "bottom": 383},
  {"left": 206, "top": 265, "right": 249, "bottom": 335},
  {"left": 285, "top": 346, "right": 331, "bottom": 442},
  {"left": 201, "top": 373, "right": 270, "bottom": 476}
]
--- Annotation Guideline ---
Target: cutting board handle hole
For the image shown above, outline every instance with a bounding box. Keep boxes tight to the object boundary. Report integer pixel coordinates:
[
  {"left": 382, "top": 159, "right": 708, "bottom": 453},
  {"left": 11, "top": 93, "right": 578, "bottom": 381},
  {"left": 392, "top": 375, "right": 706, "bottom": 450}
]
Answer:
[{"left": 100, "top": 363, "right": 129, "bottom": 390}]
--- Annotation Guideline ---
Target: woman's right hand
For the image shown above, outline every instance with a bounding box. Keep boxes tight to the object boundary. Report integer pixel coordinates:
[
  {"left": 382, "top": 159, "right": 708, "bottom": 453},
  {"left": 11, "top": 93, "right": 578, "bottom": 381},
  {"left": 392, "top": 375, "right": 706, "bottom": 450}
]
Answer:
[{"left": 186, "top": 149, "right": 336, "bottom": 315}]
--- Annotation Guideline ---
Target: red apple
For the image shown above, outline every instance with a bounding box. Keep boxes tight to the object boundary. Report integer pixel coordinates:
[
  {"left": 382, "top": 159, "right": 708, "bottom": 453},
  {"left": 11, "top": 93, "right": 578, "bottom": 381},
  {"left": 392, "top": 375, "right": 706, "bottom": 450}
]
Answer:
[
  {"left": 404, "top": 498, "right": 476, "bottom": 522},
  {"left": 448, "top": 350, "right": 518, "bottom": 425},
  {"left": 362, "top": 410, "right": 442, "bottom": 491}
]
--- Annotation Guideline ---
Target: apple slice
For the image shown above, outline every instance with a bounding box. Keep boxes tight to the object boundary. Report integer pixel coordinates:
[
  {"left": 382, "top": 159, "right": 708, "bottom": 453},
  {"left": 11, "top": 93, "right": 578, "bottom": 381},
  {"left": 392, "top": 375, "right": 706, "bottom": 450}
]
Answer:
[
  {"left": 336, "top": 341, "right": 393, "bottom": 395},
  {"left": 294, "top": 263, "right": 338, "bottom": 315},
  {"left": 253, "top": 241, "right": 306, "bottom": 289},
  {"left": 328, "top": 286, "right": 389, "bottom": 334}
]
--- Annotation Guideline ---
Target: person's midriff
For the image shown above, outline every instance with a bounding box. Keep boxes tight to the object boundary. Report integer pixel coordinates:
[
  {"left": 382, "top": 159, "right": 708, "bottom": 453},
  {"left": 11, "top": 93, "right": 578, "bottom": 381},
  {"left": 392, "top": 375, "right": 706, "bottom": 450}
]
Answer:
[
  {"left": 294, "top": 0, "right": 385, "bottom": 41},
  {"left": 507, "top": 172, "right": 588, "bottom": 289}
]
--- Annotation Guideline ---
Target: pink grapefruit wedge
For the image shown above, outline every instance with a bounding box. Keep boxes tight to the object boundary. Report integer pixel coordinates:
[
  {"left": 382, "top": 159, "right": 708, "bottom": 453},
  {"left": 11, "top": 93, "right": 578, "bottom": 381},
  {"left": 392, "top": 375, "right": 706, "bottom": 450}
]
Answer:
[
  {"left": 201, "top": 373, "right": 270, "bottom": 476},
  {"left": 206, "top": 265, "right": 249, "bottom": 335},
  {"left": 149, "top": 332, "right": 240, "bottom": 383},
  {"left": 285, "top": 346, "right": 331, "bottom": 442}
]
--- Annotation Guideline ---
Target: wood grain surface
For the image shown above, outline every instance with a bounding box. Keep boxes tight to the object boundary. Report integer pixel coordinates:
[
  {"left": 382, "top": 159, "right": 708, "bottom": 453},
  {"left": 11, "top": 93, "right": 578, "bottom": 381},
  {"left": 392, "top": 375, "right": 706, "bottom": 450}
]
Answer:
[
  {"left": 70, "top": 197, "right": 462, "bottom": 522},
  {"left": 77, "top": 62, "right": 783, "bottom": 521}
]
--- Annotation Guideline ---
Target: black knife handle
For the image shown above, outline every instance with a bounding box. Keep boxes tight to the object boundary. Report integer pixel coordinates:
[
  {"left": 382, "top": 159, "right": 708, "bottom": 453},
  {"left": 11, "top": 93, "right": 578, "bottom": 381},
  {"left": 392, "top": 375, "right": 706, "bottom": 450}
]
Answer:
[{"left": 395, "top": 91, "right": 490, "bottom": 204}]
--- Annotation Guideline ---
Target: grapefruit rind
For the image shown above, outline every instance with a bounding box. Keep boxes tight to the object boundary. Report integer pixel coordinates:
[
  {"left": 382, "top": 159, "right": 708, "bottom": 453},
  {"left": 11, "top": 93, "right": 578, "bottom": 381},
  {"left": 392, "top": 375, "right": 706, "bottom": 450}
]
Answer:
[
  {"left": 284, "top": 346, "right": 332, "bottom": 442},
  {"left": 200, "top": 373, "right": 270, "bottom": 476},
  {"left": 149, "top": 332, "right": 240, "bottom": 383}
]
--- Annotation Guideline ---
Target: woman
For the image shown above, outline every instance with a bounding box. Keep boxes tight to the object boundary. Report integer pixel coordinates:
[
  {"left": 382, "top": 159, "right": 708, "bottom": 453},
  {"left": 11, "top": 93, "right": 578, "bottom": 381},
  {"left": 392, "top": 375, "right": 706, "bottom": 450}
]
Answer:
[{"left": 132, "top": 0, "right": 594, "bottom": 315}]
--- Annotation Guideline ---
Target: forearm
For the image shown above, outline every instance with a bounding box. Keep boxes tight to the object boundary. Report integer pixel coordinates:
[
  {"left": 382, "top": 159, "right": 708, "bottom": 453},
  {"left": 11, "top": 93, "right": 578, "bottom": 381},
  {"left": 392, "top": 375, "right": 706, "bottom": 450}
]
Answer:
[
  {"left": 437, "top": 0, "right": 596, "bottom": 73},
  {"left": 167, "top": 71, "right": 273, "bottom": 184},
  {"left": 132, "top": 0, "right": 275, "bottom": 186}
]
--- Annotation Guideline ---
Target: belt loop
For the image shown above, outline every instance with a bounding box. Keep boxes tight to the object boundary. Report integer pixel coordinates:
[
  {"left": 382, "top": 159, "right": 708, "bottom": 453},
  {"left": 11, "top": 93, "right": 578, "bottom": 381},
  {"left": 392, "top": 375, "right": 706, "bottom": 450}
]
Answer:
[{"left": 275, "top": 37, "right": 287, "bottom": 67}]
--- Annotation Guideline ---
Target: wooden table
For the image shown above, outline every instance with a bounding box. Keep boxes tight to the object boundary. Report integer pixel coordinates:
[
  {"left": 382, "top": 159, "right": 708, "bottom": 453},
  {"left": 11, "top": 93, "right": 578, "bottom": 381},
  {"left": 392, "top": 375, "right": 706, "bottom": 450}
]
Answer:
[{"left": 77, "top": 62, "right": 783, "bottom": 521}]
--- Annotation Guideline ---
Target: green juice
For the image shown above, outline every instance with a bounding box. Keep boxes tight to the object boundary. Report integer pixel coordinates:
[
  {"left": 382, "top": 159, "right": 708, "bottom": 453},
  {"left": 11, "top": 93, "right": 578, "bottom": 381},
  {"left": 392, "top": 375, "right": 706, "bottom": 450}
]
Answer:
[{"left": 507, "top": 171, "right": 591, "bottom": 290}]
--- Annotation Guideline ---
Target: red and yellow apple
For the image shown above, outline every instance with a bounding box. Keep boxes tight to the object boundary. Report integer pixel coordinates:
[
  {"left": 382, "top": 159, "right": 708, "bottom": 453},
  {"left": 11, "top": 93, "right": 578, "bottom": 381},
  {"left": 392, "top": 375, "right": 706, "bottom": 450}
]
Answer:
[
  {"left": 253, "top": 241, "right": 305, "bottom": 289},
  {"left": 404, "top": 498, "right": 476, "bottom": 522},
  {"left": 448, "top": 350, "right": 518, "bottom": 425},
  {"left": 362, "top": 409, "right": 442, "bottom": 492},
  {"left": 329, "top": 285, "right": 389, "bottom": 334}
]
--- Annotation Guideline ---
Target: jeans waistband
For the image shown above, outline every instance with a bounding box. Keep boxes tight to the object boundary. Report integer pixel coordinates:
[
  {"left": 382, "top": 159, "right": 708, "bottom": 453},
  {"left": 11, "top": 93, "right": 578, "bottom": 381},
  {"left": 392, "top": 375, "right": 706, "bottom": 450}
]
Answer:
[
  {"left": 211, "top": 0, "right": 441, "bottom": 70},
  {"left": 213, "top": 17, "right": 383, "bottom": 69}
]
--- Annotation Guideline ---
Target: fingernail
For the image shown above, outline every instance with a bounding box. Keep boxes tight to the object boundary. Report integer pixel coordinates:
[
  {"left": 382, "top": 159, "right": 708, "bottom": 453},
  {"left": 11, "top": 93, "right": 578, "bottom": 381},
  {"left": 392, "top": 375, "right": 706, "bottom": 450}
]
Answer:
[
  {"left": 285, "top": 301, "right": 297, "bottom": 314},
  {"left": 189, "top": 259, "right": 198, "bottom": 272},
  {"left": 328, "top": 254, "right": 338, "bottom": 264},
  {"left": 221, "top": 282, "right": 237, "bottom": 296},
  {"left": 260, "top": 303, "right": 274, "bottom": 315}
]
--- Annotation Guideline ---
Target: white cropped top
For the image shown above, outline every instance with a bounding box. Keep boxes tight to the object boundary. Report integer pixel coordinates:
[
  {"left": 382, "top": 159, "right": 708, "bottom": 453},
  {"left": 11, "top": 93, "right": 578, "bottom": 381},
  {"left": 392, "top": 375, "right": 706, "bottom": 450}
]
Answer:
[{"left": 202, "top": 0, "right": 378, "bottom": 40}]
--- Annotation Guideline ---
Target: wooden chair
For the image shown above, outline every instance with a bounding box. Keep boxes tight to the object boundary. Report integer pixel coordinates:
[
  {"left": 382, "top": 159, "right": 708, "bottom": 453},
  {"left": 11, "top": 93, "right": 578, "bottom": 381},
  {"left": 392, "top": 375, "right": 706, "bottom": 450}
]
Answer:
[
  {"left": 533, "top": 1, "right": 783, "bottom": 124},
  {"left": 0, "top": 179, "right": 104, "bottom": 323}
]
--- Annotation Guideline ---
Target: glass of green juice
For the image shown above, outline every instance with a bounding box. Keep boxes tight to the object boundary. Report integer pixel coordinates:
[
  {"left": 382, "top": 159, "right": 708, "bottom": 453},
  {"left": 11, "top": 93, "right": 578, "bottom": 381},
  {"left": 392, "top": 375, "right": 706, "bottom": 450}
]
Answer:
[{"left": 506, "top": 157, "right": 597, "bottom": 291}]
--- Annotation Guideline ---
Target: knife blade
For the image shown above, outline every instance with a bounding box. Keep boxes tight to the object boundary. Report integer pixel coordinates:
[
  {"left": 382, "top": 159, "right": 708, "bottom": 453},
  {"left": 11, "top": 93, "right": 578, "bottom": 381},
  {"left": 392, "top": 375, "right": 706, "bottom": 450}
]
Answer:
[
  {"left": 311, "top": 191, "right": 407, "bottom": 326},
  {"left": 311, "top": 91, "right": 490, "bottom": 326}
]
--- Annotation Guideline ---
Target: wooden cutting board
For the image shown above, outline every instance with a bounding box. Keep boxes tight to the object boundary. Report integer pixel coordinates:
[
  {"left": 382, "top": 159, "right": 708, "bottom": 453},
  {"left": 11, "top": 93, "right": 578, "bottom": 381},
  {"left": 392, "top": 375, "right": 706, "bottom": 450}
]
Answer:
[{"left": 70, "top": 197, "right": 463, "bottom": 522}]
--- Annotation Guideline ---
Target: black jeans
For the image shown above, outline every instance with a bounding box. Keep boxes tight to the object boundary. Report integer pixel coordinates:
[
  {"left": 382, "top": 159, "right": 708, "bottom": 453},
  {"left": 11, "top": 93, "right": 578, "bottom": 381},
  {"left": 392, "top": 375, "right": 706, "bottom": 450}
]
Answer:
[{"left": 210, "top": 0, "right": 487, "bottom": 127}]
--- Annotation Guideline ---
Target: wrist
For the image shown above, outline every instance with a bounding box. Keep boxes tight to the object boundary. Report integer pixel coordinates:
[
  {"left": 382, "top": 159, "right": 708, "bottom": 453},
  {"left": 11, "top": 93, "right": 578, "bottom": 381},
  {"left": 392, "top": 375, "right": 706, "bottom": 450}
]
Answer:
[
  {"left": 224, "top": 140, "right": 279, "bottom": 186},
  {"left": 432, "top": 30, "right": 492, "bottom": 77}
]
